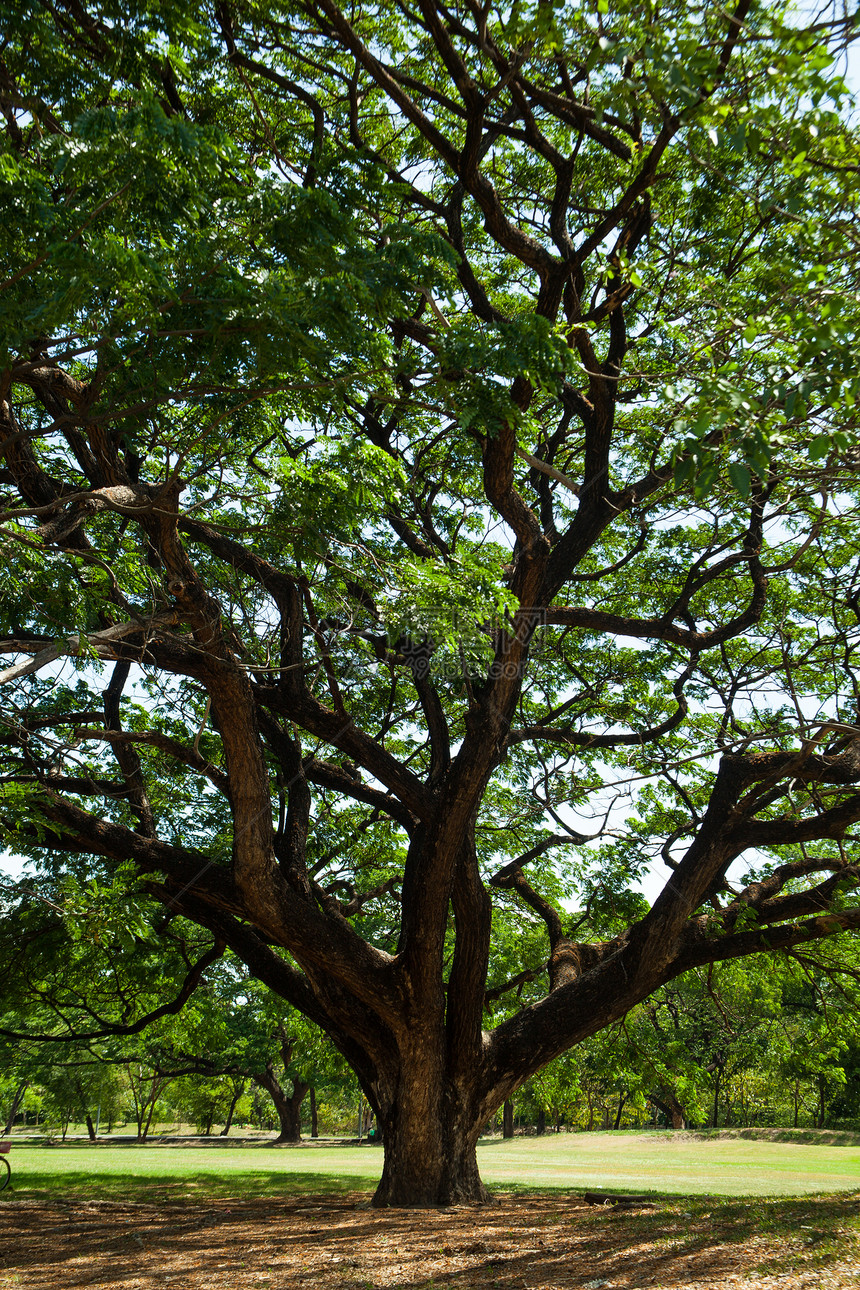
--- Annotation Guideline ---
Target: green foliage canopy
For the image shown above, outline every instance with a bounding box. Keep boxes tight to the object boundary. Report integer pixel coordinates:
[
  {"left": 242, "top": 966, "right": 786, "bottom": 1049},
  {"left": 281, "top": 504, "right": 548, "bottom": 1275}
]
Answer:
[{"left": 2, "top": 0, "right": 860, "bottom": 1205}]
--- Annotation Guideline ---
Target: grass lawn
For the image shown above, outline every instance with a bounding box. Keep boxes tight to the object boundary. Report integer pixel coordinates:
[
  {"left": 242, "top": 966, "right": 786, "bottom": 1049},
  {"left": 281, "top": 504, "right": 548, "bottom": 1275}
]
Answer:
[
  {"left": 477, "top": 1130, "right": 860, "bottom": 1195},
  {"left": 2, "top": 1130, "right": 858, "bottom": 1203}
]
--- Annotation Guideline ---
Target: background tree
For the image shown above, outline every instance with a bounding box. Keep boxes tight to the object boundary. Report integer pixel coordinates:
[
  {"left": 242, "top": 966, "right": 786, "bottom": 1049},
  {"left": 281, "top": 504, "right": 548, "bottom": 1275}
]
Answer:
[
  {"left": 170, "top": 1072, "right": 245, "bottom": 1135},
  {"left": 3, "top": 0, "right": 860, "bottom": 1205},
  {"left": 152, "top": 966, "right": 351, "bottom": 1142}
]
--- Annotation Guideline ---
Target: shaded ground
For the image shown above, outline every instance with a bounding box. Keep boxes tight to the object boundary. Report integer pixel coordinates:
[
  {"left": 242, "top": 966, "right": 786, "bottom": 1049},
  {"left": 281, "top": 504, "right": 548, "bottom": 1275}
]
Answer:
[{"left": 1, "top": 1191, "right": 859, "bottom": 1289}]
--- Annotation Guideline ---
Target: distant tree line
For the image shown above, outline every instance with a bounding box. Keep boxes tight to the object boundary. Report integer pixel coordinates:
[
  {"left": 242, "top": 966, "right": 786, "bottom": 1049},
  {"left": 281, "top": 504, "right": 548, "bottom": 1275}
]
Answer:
[{"left": 3, "top": 935, "right": 858, "bottom": 1141}]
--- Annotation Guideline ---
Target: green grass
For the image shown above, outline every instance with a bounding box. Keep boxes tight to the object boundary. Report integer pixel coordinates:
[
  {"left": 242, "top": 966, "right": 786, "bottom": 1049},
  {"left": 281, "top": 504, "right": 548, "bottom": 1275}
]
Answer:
[
  {"left": 0, "top": 1140, "right": 381, "bottom": 1203},
  {"left": 2, "top": 1131, "right": 859, "bottom": 1203},
  {"left": 477, "top": 1130, "right": 860, "bottom": 1195}
]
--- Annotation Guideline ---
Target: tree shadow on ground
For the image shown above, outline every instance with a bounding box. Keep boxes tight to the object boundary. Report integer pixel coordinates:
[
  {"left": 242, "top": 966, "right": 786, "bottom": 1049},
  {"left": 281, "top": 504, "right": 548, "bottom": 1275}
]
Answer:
[{"left": 0, "top": 1190, "right": 857, "bottom": 1289}]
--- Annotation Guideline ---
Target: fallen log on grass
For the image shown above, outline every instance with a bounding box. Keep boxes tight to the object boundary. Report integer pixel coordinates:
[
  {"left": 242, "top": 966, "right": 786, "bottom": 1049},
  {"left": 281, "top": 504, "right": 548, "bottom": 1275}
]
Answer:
[{"left": 583, "top": 1192, "right": 656, "bottom": 1209}]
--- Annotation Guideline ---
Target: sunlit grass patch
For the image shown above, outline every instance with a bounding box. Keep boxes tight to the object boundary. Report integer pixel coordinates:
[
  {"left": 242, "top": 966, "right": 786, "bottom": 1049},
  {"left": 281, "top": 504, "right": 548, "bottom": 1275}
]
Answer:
[{"left": 2, "top": 1131, "right": 859, "bottom": 1206}]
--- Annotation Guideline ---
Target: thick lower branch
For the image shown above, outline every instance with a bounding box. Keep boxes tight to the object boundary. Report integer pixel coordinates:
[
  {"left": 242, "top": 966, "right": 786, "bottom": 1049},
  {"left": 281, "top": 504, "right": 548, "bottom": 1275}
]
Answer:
[{"left": 671, "top": 908, "right": 860, "bottom": 973}]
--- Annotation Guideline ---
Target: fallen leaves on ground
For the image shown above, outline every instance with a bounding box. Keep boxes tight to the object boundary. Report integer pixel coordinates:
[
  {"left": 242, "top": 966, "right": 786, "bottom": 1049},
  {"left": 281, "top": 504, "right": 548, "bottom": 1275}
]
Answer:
[{"left": 1, "top": 1191, "right": 858, "bottom": 1289}]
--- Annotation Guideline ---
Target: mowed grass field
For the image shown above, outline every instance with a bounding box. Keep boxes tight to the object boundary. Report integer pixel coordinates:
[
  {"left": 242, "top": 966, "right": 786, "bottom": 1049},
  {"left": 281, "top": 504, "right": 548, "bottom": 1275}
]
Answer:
[{"left": 2, "top": 1130, "right": 859, "bottom": 1202}]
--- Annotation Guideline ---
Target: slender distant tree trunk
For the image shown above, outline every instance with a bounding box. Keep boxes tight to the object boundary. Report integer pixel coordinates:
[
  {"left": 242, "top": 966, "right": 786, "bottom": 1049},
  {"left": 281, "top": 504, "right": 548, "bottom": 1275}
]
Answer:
[
  {"left": 3, "top": 1081, "right": 27, "bottom": 1135},
  {"left": 286, "top": 1079, "right": 310, "bottom": 1141},
  {"left": 712, "top": 1070, "right": 722, "bottom": 1128},
  {"left": 85, "top": 1114, "right": 97, "bottom": 1142},
  {"left": 128, "top": 1068, "right": 166, "bottom": 1141},
  {"left": 220, "top": 1080, "right": 245, "bottom": 1136},
  {"left": 310, "top": 1086, "right": 318, "bottom": 1139},
  {"left": 613, "top": 1094, "right": 628, "bottom": 1130},
  {"left": 502, "top": 1100, "right": 514, "bottom": 1139},
  {"left": 141, "top": 1098, "right": 158, "bottom": 1142}
]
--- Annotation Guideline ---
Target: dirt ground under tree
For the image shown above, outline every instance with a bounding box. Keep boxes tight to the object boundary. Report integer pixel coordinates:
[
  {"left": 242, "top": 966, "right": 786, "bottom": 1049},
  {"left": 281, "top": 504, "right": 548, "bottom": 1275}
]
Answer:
[{"left": 1, "top": 1191, "right": 859, "bottom": 1289}]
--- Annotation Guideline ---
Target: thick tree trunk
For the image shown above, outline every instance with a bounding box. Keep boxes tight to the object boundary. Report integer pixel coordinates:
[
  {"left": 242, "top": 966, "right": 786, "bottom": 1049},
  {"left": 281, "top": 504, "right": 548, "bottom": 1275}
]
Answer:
[
  {"left": 352, "top": 1035, "right": 493, "bottom": 1207},
  {"left": 373, "top": 1103, "right": 490, "bottom": 1206},
  {"left": 85, "top": 1114, "right": 97, "bottom": 1141},
  {"left": 649, "top": 1091, "right": 686, "bottom": 1130},
  {"left": 255, "top": 1064, "right": 309, "bottom": 1143},
  {"left": 281, "top": 1080, "right": 310, "bottom": 1142},
  {"left": 374, "top": 1134, "right": 489, "bottom": 1206},
  {"left": 536, "top": 1108, "right": 546, "bottom": 1136}
]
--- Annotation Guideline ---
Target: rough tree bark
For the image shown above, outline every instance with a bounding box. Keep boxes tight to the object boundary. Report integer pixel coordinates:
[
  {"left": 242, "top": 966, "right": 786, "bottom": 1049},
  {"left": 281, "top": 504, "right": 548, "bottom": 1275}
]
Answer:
[{"left": 2, "top": 0, "right": 860, "bottom": 1208}]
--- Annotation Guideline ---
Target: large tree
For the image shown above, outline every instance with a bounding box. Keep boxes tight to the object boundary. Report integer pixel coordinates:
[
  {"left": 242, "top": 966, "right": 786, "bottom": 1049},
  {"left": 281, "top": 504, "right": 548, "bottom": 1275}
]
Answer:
[{"left": 2, "top": 0, "right": 860, "bottom": 1204}]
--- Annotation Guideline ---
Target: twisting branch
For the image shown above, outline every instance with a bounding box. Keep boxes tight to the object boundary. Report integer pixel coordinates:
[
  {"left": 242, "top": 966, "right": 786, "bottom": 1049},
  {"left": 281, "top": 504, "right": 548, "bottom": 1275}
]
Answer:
[
  {"left": 0, "top": 940, "right": 225, "bottom": 1043},
  {"left": 102, "top": 661, "right": 157, "bottom": 837}
]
